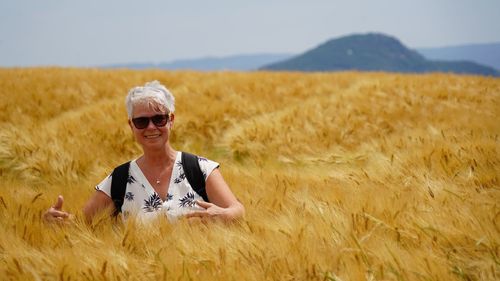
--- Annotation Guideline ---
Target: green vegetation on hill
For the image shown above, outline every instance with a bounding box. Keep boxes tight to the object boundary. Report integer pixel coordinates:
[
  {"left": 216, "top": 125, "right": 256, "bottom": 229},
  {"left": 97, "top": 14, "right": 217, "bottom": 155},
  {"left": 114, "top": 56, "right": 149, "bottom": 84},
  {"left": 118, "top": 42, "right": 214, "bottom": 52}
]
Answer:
[
  {"left": 418, "top": 43, "right": 500, "bottom": 71},
  {"left": 261, "top": 33, "right": 498, "bottom": 76}
]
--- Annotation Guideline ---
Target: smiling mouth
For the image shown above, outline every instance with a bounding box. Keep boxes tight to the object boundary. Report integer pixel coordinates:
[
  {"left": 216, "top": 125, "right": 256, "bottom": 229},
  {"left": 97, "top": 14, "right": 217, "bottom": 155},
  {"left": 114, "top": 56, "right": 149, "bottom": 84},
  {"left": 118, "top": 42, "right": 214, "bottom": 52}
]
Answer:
[{"left": 144, "top": 134, "right": 160, "bottom": 139}]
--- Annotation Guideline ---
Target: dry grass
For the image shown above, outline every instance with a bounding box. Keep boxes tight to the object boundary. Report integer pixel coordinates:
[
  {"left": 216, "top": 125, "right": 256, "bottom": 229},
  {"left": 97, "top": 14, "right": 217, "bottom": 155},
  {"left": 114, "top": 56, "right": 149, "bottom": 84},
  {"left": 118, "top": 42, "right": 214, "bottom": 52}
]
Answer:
[{"left": 0, "top": 68, "right": 499, "bottom": 280}]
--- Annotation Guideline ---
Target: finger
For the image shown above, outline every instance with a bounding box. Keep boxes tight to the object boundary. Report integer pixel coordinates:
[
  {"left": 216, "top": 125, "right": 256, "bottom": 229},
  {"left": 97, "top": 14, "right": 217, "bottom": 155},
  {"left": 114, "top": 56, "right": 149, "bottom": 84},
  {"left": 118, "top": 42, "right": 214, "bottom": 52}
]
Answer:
[
  {"left": 195, "top": 200, "right": 213, "bottom": 209},
  {"left": 50, "top": 209, "right": 69, "bottom": 218},
  {"left": 53, "top": 195, "right": 64, "bottom": 210},
  {"left": 186, "top": 211, "right": 209, "bottom": 218}
]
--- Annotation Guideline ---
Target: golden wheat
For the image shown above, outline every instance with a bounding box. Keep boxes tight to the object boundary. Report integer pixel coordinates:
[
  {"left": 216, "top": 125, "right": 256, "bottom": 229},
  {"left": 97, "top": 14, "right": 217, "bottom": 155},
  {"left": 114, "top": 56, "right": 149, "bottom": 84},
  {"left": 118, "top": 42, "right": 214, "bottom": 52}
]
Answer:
[{"left": 0, "top": 68, "right": 499, "bottom": 280}]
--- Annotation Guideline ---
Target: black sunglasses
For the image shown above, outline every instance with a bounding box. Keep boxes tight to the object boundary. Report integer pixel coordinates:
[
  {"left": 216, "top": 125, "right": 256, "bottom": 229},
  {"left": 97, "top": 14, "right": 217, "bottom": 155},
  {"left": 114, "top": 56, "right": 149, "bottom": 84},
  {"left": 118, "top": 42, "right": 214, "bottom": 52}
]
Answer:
[{"left": 132, "top": 114, "right": 170, "bottom": 129}]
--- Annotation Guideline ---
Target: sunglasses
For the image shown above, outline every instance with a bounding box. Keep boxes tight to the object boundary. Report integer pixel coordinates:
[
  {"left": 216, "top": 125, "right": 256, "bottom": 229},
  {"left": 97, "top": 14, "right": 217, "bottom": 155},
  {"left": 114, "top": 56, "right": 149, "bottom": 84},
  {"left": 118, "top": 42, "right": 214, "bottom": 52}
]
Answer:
[{"left": 131, "top": 114, "right": 170, "bottom": 129}]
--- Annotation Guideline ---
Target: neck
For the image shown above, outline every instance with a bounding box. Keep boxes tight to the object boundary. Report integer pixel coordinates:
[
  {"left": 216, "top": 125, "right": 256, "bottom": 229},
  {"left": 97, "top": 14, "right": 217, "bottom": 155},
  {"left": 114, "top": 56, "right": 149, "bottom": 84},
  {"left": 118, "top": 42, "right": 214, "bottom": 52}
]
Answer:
[{"left": 140, "top": 143, "right": 177, "bottom": 167}]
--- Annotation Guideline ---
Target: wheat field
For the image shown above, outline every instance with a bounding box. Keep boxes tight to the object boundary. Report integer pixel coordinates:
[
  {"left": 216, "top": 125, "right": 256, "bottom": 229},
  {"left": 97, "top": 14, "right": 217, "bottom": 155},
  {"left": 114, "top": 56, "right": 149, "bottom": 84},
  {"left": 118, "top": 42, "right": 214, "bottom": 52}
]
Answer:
[{"left": 0, "top": 68, "right": 499, "bottom": 280}]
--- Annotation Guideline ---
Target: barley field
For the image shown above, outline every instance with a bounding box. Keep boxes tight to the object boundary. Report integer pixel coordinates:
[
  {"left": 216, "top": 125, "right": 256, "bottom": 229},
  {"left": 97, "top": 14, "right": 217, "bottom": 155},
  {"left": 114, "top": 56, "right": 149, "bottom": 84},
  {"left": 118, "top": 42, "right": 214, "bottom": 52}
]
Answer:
[{"left": 0, "top": 68, "right": 499, "bottom": 280}]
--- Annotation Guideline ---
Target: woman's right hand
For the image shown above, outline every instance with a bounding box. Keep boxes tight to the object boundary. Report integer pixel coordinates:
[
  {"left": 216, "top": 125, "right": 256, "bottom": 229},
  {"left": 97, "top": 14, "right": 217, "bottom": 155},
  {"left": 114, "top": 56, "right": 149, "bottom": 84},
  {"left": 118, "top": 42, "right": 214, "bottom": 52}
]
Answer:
[{"left": 43, "top": 195, "right": 72, "bottom": 222}]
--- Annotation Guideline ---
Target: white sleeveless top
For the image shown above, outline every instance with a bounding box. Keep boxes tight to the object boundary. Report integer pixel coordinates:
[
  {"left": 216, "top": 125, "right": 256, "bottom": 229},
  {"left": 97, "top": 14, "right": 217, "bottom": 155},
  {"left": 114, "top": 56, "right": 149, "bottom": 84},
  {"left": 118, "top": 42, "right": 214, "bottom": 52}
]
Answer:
[{"left": 95, "top": 151, "right": 219, "bottom": 222}]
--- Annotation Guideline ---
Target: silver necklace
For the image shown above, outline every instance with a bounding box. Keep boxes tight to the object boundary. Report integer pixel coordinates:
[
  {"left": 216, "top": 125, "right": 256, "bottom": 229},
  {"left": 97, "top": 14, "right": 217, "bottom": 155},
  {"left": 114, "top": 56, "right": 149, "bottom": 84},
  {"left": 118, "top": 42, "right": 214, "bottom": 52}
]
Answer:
[
  {"left": 140, "top": 157, "right": 173, "bottom": 185},
  {"left": 156, "top": 170, "right": 164, "bottom": 184},
  {"left": 155, "top": 165, "right": 170, "bottom": 185}
]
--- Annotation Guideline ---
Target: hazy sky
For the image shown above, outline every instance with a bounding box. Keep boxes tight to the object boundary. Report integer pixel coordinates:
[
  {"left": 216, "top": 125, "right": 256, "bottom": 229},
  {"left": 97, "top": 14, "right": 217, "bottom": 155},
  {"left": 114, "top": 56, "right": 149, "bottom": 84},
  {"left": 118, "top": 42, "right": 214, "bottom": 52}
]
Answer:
[{"left": 1, "top": 0, "right": 499, "bottom": 67}]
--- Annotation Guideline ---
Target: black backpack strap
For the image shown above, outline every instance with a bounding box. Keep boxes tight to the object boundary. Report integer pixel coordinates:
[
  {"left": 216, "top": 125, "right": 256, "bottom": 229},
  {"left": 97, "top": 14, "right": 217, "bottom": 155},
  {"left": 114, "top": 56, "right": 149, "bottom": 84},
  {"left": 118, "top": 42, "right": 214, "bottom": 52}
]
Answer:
[
  {"left": 110, "top": 161, "right": 131, "bottom": 216},
  {"left": 182, "top": 152, "right": 209, "bottom": 202}
]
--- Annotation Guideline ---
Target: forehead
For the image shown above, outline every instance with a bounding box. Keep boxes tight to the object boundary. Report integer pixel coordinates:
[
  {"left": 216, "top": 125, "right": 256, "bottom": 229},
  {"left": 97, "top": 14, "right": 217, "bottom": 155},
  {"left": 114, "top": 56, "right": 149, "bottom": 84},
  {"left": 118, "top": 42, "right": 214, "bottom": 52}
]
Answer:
[{"left": 132, "top": 102, "right": 167, "bottom": 117}]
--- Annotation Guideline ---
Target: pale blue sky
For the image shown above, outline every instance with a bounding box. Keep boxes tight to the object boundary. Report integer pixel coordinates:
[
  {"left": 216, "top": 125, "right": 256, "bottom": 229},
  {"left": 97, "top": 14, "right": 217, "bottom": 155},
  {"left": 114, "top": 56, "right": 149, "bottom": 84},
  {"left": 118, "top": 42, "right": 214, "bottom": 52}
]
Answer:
[{"left": 1, "top": 0, "right": 499, "bottom": 67}]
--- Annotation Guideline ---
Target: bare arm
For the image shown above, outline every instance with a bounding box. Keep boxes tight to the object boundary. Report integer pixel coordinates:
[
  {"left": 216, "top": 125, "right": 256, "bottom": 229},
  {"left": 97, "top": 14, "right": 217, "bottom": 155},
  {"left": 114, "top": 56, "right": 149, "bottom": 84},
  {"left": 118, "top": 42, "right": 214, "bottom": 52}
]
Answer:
[
  {"left": 44, "top": 191, "right": 114, "bottom": 224},
  {"left": 82, "top": 190, "right": 114, "bottom": 223},
  {"left": 186, "top": 168, "right": 245, "bottom": 221}
]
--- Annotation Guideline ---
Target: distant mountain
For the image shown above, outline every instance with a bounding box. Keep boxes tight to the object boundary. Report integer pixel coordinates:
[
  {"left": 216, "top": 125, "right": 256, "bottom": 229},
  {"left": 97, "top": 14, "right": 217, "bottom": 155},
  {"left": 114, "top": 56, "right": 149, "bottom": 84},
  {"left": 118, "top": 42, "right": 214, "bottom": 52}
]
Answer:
[
  {"left": 106, "top": 53, "right": 293, "bottom": 71},
  {"left": 417, "top": 42, "right": 500, "bottom": 71},
  {"left": 260, "top": 33, "right": 498, "bottom": 76}
]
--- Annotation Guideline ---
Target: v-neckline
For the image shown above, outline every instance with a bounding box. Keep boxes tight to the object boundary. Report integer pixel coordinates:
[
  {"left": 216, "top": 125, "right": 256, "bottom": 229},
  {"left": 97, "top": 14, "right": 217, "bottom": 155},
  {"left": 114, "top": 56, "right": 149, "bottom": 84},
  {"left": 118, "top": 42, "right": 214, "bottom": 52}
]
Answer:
[{"left": 131, "top": 151, "right": 179, "bottom": 202}]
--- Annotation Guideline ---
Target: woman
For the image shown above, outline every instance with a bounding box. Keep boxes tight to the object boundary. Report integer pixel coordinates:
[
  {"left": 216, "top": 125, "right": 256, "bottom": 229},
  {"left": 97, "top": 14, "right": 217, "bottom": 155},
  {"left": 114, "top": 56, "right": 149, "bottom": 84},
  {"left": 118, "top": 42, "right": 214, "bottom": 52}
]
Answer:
[{"left": 44, "top": 81, "right": 244, "bottom": 223}]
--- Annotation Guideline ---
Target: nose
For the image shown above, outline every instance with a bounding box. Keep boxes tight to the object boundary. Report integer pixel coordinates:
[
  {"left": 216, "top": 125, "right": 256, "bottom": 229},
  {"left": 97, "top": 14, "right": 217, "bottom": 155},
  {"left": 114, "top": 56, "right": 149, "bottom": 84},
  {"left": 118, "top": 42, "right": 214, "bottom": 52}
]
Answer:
[{"left": 145, "top": 119, "right": 157, "bottom": 129}]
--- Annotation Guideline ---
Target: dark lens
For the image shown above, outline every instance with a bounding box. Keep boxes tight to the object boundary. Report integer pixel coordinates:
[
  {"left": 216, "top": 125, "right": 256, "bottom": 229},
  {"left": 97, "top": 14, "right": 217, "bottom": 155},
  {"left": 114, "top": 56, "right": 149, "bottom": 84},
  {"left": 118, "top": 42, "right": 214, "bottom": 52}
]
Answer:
[
  {"left": 132, "top": 117, "right": 150, "bottom": 129},
  {"left": 152, "top": 114, "right": 168, "bottom": 127}
]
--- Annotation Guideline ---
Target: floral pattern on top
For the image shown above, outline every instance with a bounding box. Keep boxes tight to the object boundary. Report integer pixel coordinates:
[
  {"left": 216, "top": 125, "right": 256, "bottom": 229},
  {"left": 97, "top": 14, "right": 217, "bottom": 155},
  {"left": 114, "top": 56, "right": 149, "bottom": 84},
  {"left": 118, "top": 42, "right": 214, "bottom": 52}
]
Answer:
[
  {"left": 127, "top": 174, "right": 136, "bottom": 184},
  {"left": 175, "top": 161, "right": 183, "bottom": 170},
  {"left": 143, "top": 193, "right": 163, "bottom": 212},
  {"left": 166, "top": 193, "right": 173, "bottom": 201},
  {"left": 95, "top": 151, "right": 219, "bottom": 221},
  {"left": 173, "top": 172, "right": 186, "bottom": 184},
  {"left": 179, "top": 192, "right": 196, "bottom": 208},
  {"left": 125, "top": 192, "right": 134, "bottom": 201}
]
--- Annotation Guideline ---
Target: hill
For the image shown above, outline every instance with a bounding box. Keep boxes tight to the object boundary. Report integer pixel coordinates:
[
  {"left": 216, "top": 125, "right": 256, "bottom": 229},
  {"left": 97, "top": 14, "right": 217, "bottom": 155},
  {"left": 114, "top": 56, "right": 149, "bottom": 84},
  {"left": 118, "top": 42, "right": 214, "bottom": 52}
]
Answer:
[
  {"left": 105, "top": 53, "right": 293, "bottom": 71},
  {"left": 417, "top": 42, "right": 500, "bottom": 71},
  {"left": 261, "top": 33, "right": 498, "bottom": 76}
]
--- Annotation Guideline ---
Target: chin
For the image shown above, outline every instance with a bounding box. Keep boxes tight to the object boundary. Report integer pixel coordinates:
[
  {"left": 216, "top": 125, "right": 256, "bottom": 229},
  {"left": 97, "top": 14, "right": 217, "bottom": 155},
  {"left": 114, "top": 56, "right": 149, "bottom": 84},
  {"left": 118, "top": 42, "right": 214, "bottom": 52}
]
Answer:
[{"left": 140, "top": 137, "right": 167, "bottom": 148}]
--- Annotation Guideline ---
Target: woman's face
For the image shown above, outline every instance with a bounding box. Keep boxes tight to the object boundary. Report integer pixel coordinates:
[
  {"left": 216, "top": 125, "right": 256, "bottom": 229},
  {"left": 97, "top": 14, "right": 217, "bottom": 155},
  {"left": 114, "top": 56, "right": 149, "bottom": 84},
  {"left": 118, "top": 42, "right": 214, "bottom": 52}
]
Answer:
[{"left": 129, "top": 102, "right": 174, "bottom": 150}]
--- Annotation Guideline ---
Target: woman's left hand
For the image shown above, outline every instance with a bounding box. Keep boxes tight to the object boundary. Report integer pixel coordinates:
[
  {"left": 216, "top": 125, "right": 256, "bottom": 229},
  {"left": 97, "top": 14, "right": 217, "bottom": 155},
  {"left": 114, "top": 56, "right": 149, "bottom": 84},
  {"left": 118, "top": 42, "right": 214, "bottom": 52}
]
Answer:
[{"left": 185, "top": 200, "right": 239, "bottom": 222}]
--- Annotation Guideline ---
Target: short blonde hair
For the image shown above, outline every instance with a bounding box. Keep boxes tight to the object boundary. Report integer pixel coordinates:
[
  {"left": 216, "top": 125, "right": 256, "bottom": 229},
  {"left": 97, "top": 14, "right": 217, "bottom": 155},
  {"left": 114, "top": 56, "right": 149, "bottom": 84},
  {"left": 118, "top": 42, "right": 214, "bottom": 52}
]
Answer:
[{"left": 125, "top": 81, "right": 175, "bottom": 118}]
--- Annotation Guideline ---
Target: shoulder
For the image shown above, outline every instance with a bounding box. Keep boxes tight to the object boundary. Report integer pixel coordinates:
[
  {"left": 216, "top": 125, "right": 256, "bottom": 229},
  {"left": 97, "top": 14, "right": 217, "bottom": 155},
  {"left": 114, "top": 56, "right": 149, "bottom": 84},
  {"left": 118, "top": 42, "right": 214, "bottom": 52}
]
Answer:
[
  {"left": 95, "top": 159, "right": 138, "bottom": 196},
  {"left": 95, "top": 173, "right": 112, "bottom": 197},
  {"left": 181, "top": 152, "right": 220, "bottom": 180}
]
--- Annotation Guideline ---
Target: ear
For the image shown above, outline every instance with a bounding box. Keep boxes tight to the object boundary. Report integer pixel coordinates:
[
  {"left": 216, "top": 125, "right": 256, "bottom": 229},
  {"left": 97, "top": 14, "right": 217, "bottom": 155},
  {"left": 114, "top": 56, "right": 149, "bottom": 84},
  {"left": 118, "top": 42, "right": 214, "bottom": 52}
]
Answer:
[
  {"left": 128, "top": 119, "right": 133, "bottom": 130},
  {"left": 169, "top": 113, "right": 175, "bottom": 128}
]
